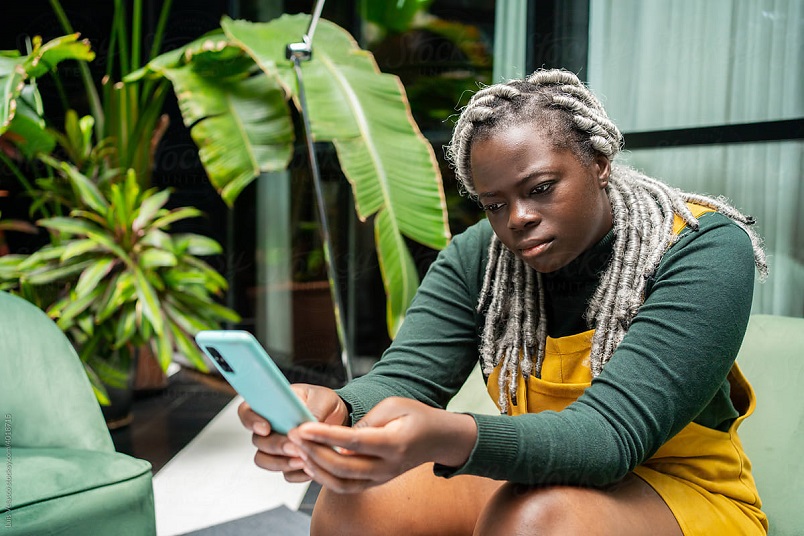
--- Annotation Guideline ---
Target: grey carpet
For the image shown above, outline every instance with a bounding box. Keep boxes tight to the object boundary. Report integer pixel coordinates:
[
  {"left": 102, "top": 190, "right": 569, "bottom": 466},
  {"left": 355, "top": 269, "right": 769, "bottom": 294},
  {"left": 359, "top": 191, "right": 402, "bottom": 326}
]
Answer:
[{"left": 180, "top": 506, "right": 311, "bottom": 536}]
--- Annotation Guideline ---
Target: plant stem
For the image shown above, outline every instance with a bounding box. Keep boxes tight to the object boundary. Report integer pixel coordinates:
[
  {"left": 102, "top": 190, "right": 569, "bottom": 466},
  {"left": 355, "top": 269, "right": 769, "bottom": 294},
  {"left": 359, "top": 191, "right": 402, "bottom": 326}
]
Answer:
[
  {"left": 106, "top": 7, "right": 119, "bottom": 80},
  {"left": 112, "top": 0, "right": 130, "bottom": 75},
  {"left": 132, "top": 0, "right": 142, "bottom": 71},
  {"left": 45, "top": 165, "right": 62, "bottom": 218},
  {"left": 149, "top": 0, "right": 173, "bottom": 61},
  {"left": 49, "top": 70, "right": 72, "bottom": 119},
  {"left": 127, "top": 80, "right": 168, "bottom": 187},
  {"left": 48, "top": 0, "right": 104, "bottom": 140}
]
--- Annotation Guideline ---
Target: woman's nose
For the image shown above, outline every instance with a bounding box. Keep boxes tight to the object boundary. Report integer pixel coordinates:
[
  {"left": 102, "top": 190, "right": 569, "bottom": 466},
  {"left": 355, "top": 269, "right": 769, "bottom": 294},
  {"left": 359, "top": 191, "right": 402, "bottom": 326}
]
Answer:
[{"left": 508, "top": 201, "right": 541, "bottom": 230}]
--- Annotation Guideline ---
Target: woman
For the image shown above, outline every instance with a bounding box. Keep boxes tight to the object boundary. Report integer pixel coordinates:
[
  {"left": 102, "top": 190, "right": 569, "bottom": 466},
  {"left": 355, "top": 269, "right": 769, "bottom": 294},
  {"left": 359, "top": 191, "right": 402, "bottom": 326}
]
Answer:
[{"left": 239, "top": 69, "right": 768, "bottom": 535}]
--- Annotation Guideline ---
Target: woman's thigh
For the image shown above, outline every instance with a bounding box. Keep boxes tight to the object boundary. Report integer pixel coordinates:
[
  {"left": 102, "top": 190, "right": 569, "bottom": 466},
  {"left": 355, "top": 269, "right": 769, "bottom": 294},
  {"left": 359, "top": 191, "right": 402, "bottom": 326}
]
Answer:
[
  {"left": 310, "top": 462, "right": 504, "bottom": 536},
  {"left": 474, "top": 473, "right": 682, "bottom": 536}
]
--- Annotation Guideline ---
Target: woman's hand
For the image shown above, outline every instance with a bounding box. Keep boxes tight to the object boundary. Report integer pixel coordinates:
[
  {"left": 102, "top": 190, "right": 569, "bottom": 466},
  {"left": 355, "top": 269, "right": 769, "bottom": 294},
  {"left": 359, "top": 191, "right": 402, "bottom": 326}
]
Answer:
[
  {"left": 237, "top": 384, "right": 350, "bottom": 483},
  {"left": 286, "top": 397, "right": 478, "bottom": 494}
]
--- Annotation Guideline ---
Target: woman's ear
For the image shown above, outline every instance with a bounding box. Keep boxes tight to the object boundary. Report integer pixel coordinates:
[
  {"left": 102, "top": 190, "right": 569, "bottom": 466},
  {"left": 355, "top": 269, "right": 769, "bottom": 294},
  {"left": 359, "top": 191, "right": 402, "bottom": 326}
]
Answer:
[{"left": 595, "top": 155, "right": 611, "bottom": 189}]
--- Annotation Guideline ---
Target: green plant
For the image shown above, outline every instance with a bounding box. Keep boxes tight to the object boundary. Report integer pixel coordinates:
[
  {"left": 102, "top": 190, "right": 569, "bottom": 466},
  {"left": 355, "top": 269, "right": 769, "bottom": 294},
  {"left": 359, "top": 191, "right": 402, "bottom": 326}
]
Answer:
[
  {"left": 0, "top": 3, "right": 239, "bottom": 403},
  {"left": 0, "top": 1, "right": 172, "bottom": 189},
  {"left": 0, "top": 34, "right": 95, "bottom": 199},
  {"left": 130, "top": 14, "right": 451, "bottom": 337},
  {"left": 0, "top": 162, "right": 238, "bottom": 403},
  {"left": 47, "top": 0, "right": 173, "bottom": 187}
]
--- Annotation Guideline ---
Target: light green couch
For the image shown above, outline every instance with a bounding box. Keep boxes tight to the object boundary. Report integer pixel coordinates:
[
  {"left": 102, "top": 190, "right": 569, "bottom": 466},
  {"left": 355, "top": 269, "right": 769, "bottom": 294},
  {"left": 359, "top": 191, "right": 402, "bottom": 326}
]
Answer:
[
  {"left": 736, "top": 314, "right": 804, "bottom": 536},
  {"left": 0, "top": 291, "right": 155, "bottom": 535},
  {"left": 448, "top": 314, "right": 804, "bottom": 535}
]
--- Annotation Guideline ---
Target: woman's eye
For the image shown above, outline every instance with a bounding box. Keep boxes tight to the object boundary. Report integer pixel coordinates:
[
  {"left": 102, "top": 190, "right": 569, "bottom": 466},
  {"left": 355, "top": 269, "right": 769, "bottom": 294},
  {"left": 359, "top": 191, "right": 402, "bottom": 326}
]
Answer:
[
  {"left": 531, "top": 182, "right": 553, "bottom": 195},
  {"left": 482, "top": 202, "right": 504, "bottom": 213}
]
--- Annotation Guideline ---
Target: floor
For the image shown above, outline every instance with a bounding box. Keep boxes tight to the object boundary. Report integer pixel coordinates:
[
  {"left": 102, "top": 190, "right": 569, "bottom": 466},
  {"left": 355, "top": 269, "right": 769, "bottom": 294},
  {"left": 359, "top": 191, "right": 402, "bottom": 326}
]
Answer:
[{"left": 110, "top": 365, "right": 333, "bottom": 535}]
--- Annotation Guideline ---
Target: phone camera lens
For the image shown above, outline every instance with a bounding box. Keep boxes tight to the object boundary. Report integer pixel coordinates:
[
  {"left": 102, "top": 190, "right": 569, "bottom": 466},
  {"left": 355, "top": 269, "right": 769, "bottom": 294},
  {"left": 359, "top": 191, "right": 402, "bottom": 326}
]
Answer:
[{"left": 206, "top": 346, "right": 234, "bottom": 373}]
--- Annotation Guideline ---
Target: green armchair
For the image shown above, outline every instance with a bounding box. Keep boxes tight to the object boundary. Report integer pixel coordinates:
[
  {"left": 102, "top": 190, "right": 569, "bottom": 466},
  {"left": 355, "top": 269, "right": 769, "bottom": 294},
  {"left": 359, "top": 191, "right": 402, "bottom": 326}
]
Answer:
[{"left": 0, "top": 291, "right": 155, "bottom": 535}]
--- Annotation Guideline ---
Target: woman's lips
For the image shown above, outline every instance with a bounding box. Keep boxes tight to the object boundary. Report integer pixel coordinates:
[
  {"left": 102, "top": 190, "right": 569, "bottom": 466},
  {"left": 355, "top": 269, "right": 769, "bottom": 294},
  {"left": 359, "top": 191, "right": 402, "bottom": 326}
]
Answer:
[{"left": 519, "top": 239, "right": 553, "bottom": 259}]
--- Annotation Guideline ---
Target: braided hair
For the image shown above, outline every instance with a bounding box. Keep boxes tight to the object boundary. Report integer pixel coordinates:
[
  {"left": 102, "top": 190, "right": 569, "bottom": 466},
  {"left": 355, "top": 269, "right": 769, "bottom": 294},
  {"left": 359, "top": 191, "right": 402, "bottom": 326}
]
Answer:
[{"left": 445, "top": 70, "right": 768, "bottom": 412}]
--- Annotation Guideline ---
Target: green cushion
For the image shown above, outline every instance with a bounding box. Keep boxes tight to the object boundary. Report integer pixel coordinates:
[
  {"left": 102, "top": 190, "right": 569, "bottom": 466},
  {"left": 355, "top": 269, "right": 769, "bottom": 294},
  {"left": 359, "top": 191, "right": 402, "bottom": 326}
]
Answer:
[
  {"left": 9, "top": 448, "right": 151, "bottom": 510},
  {"left": 737, "top": 314, "right": 804, "bottom": 536},
  {"left": 6, "top": 449, "right": 154, "bottom": 535}
]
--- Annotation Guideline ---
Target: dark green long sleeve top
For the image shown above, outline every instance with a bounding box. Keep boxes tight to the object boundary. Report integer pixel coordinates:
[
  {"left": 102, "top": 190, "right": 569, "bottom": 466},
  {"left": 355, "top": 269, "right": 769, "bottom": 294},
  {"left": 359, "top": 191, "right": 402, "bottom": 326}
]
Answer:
[{"left": 337, "top": 212, "right": 757, "bottom": 486}]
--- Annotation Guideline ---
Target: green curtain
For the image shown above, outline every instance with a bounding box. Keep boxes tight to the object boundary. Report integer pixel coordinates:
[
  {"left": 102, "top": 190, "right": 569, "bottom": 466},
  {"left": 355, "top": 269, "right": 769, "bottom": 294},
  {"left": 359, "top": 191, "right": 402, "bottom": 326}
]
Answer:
[{"left": 587, "top": 0, "right": 803, "bottom": 316}]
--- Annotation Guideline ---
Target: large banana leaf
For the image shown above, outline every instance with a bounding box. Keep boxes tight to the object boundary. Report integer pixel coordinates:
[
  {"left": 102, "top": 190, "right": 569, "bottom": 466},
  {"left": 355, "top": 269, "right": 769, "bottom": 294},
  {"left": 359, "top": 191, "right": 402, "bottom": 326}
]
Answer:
[
  {"left": 226, "top": 15, "right": 451, "bottom": 337},
  {"left": 128, "top": 35, "right": 295, "bottom": 203},
  {"left": 223, "top": 16, "right": 450, "bottom": 246}
]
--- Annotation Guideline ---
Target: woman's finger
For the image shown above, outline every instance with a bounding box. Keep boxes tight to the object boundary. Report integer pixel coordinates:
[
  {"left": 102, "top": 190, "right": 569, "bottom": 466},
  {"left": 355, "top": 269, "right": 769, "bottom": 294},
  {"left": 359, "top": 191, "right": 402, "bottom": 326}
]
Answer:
[
  {"left": 252, "top": 431, "right": 295, "bottom": 456},
  {"left": 296, "top": 438, "right": 391, "bottom": 481},
  {"left": 354, "top": 396, "right": 414, "bottom": 428},
  {"left": 300, "top": 451, "right": 377, "bottom": 494},
  {"left": 237, "top": 401, "right": 272, "bottom": 436},
  {"left": 253, "top": 451, "right": 311, "bottom": 483},
  {"left": 292, "top": 422, "right": 394, "bottom": 457},
  {"left": 292, "top": 384, "right": 351, "bottom": 426},
  {"left": 283, "top": 470, "right": 313, "bottom": 484},
  {"left": 254, "top": 449, "right": 304, "bottom": 472}
]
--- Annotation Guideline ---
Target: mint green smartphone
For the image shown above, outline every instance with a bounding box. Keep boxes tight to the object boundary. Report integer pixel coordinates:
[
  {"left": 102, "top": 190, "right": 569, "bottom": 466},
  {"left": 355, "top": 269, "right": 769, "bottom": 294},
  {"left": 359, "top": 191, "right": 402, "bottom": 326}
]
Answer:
[{"left": 195, "top": 330, "right": 316, "bottom": 435}]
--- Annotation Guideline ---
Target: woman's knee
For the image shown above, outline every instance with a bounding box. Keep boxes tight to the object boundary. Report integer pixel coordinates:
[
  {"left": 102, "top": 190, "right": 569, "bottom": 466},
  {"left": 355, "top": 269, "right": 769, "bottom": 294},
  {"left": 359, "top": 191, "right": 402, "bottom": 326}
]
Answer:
[
  {"left": 310, "top": 464, "right": 503, "bottom": 536},
  {"left": 474, "top": 483, "right": 592, "bottom": 536},
  {"left": 310, "top": 484, "right": 427, "bottom": 536},
  {"left": 310, "top": 487, "right": 372, "bottom": 536}
]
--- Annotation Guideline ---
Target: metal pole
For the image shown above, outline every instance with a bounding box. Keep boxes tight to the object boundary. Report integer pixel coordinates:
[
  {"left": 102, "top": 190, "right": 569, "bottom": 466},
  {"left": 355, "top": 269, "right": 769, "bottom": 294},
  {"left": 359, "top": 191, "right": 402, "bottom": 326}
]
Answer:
[{"left": 285, "top": 0, "right": 354, "bottom": 382}]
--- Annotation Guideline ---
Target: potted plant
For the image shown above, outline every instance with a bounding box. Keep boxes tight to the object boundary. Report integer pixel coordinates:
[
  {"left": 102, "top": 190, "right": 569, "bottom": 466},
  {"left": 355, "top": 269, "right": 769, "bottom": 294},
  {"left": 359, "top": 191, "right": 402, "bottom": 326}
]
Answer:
[{"left": 0, "top": 159, "right": 238, "bottom": 427}]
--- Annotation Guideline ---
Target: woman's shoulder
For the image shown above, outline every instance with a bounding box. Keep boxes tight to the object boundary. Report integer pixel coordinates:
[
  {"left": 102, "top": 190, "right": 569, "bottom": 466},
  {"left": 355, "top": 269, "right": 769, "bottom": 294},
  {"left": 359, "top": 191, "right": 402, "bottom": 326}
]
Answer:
[
  {"left": 422, "top": 219, "right": 494, "bottom": 295},
  {"left": 672, "top": 209, "right": 754, "bottom": 252},
  {"left": 439, "top": 218, "right": 494, "bottom": 265},
  {"left": 656, "top": 209, "right": 757, "bottom": 282},
  {"left": 451, "top": 218, "right": 494, "bottom": 245}
]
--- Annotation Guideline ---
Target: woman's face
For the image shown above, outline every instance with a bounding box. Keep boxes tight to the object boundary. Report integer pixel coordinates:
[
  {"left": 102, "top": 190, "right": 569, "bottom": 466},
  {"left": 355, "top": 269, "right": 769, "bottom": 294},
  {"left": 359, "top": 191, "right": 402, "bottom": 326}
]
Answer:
[{"left": 470, "top": 122, "right": 613, "bottom": 273}]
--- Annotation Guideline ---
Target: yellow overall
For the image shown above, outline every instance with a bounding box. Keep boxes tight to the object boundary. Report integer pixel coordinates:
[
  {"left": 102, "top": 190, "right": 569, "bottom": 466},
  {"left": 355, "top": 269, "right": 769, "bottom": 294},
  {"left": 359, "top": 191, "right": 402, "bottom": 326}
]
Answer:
[{"left": 487, "top": 205, "right": 768, "bottom": 535}]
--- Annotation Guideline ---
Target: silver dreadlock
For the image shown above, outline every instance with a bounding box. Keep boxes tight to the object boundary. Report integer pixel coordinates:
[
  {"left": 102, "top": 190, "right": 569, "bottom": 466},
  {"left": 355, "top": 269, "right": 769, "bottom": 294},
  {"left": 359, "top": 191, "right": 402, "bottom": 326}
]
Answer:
[{"left": 445, "top": 69, "right": 768, "bottom": 412}]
